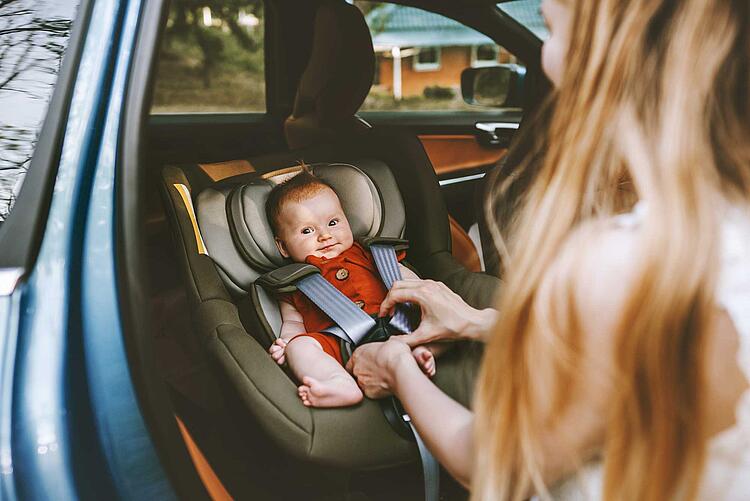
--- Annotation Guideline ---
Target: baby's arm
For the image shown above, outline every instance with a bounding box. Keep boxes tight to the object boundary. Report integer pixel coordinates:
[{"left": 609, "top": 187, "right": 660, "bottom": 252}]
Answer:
[{"left": 269, "top": 300, "right": 306, "bottom": 365}]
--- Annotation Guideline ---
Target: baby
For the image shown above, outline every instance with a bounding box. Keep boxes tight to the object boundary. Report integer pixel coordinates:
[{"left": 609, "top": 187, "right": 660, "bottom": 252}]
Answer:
[{"left": 265, "top": 168, "right": 435, "bottom": 408}]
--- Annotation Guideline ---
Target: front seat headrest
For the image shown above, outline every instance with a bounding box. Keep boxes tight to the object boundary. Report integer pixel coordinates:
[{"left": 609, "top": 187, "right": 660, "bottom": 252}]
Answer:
[
  {"left": 218, "top": 162, "right": 404, "bottom": 281},
  {"left": 284, "top": 1, "right": 375, "bottom": 150}
]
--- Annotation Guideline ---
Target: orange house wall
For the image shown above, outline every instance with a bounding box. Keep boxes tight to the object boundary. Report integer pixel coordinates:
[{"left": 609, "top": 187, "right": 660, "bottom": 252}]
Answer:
[{"left": 376, "top": 46, "right": 509, "bottom": 97}]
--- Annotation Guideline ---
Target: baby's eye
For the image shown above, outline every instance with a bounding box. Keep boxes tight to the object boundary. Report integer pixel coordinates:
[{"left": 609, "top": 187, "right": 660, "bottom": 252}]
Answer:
[
  {"left": 328, "top": 218, "right": 339, "bottom": 227},
  {"left": 301, "top": 227, "right": 313, "bottom": 235}
]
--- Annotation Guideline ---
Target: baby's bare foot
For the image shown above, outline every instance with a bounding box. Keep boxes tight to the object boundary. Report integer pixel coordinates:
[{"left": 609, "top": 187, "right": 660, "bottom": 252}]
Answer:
[{"left": 297, "top": 375, "right": 363, "bottom": 408}]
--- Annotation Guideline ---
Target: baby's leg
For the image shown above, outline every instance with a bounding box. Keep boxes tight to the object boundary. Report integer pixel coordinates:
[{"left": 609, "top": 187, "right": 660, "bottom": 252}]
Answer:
[{"left": 285, "top": 336, "right": 362, "bottom": 408}]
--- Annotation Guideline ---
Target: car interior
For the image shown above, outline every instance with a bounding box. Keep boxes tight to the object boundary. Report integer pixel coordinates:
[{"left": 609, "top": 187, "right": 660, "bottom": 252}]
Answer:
[{"left": 117, "top": 0, "right": 549, "bottom": 498}]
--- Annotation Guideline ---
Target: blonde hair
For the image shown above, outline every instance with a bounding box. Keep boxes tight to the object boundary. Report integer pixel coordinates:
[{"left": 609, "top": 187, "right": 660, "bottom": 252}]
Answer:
[{"left": 474, "top": 0, "right": 750, "bottom": 500}]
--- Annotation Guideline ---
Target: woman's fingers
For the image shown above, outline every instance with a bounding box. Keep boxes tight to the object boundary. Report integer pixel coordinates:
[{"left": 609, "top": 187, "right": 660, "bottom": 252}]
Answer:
[
  {"left": 378, "top": 280, "right": 431, "bottom": 316},
  {"left": 404, "top": 328, "right": 438, "bottom": 347}
]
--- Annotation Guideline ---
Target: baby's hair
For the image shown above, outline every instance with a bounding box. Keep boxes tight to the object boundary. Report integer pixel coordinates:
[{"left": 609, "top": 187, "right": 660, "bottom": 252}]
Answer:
[{"left": 265, "top": 162, "right": 336, "bottom": 235}]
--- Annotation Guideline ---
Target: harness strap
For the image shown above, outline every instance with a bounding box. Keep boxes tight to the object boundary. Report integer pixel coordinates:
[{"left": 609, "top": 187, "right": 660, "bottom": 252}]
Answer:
[
  {"left": 296, "top": 273, "right": 376, "bottom": 345},
  {"left": 406, "top": 416, "right": 440, "bottom": 501},
  {"left": 369, "top": 244, "right": 416, "bottom": 334}
]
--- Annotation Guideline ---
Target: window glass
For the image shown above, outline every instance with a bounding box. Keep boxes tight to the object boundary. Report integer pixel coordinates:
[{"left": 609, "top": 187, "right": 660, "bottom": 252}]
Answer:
[
  {"left": 413, "top": 47, "right": 440, "bottom": 71},
  {"left": 151, "top": 0, "right": 265, "bottom": 113},
  {"left": 497, "top": 0, "right": 548, "bottom": 40},
  {"left": 473, "top": 44, "right": 500, "bottom": 67},
  {"left": 0, "top": 0, "right": 80, "bottom": 223},
  {"left": 355, "top": 1, "right": 520, "bottom": 112}
]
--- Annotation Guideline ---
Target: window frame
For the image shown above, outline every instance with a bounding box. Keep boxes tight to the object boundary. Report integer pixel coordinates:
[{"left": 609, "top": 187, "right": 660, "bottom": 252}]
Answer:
[
  {"left": 471, "top": 44, "right": 500, "bottom": 68},
  {"left": 412, "top": 46, "right": 441, "bottom": 72}
]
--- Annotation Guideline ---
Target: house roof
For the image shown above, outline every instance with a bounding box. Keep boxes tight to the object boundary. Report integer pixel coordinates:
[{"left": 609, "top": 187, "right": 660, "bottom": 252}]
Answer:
[
  {"left": 366, "top": 4, "right": 495, "bottom": 50},
  {"left": 497, "top": 0, "right": 548, "bottom": 40}
]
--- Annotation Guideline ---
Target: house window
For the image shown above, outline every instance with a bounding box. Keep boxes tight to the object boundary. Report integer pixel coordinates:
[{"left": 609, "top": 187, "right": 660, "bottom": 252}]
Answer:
[
  {"left": 413, "top": 47, "right": 441, "bottom": 71},
  {"left": 472, "top": 44, "right": 500, "bottom": 67}
]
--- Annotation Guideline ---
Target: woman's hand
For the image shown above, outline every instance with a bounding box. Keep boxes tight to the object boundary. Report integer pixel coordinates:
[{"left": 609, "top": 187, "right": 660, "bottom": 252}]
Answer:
[
  {"left": 346, "top": 337, "right": 415, "bottom": 399},
  {"left": 379, "top": 279, "right": 498, "bottom": 346}
]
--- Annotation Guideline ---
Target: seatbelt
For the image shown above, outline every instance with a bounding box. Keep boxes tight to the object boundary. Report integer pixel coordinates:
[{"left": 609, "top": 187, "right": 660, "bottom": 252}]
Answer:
[
  {"left": 295, "top": 273, "right": 376, "bottom": 344},
  {"left": 369, "top": 244, "right": 416, "bottom": 334},
  {"left": 406, "top": 416, "right": 440, "bottom": 501}
]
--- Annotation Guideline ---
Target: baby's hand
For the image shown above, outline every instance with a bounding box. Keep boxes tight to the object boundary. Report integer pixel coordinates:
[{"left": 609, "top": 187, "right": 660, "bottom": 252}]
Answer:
[
  {"left": 412, "top": 345, "right": 435, "bottom": 377},
  {"left": 269, "top": 338, "right": 288, "bottom": 365}
]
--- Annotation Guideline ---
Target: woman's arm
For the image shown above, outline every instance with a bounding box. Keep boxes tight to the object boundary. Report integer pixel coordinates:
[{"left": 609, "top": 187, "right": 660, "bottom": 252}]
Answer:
[{"left": 349, "top": 338, "right": 476, "bottom": 486}]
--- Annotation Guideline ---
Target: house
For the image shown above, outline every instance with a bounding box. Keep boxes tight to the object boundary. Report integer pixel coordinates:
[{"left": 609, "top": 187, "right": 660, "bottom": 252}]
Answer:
[{"left": 366, "top": 4, "right": 518, "bottom": 99}]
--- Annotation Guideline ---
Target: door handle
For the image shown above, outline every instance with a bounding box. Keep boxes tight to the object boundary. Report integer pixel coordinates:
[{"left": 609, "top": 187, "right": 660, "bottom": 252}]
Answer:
[{"left": 475, "top": 122, "right": 519, "bottom": 148}]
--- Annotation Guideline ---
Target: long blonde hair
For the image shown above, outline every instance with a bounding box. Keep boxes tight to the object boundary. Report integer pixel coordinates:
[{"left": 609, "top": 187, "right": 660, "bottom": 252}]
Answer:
[{"left": 474, "top": 0, "right": 750, "bottom": 499}]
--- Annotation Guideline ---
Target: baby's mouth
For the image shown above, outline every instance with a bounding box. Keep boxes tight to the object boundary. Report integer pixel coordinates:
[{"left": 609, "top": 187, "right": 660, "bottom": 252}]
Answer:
[{"left": 318, "top": 243, "right": 338, "bottom": 252}]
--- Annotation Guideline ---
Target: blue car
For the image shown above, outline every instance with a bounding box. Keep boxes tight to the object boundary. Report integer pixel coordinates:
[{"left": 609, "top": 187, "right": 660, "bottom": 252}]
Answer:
[{"left": 0, "top": 0, "right": 546, "bottom": 498}]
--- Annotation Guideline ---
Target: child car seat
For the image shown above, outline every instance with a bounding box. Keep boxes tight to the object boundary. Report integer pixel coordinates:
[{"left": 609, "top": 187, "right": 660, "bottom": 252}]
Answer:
[{"left": 162, "top": 139, "right": 499, "bottom": 471}]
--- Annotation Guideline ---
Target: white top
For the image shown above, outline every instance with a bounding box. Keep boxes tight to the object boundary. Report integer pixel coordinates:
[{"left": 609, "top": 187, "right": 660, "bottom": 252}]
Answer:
[{"left": 551, "top": 203, "right": 750, "bottom": 500}]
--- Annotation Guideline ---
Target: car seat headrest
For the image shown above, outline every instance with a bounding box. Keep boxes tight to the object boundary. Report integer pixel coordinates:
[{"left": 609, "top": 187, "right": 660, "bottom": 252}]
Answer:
[
  {"left": 226, "top": 163, "right": 399, "bottom": 275},
  {"left": 284, "top": 0, "right": 375, "bottom": 150}
]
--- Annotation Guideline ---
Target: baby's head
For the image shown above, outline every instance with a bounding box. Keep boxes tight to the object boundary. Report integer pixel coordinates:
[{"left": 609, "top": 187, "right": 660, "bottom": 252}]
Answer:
[{"left": 266, "top": 167, "right": 354, "bottom": 262}]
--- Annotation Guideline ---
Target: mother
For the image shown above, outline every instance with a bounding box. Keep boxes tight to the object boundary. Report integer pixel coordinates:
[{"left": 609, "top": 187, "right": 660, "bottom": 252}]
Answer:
[{"left": 349, "top": 0, "right": 750, "bottom": 499}]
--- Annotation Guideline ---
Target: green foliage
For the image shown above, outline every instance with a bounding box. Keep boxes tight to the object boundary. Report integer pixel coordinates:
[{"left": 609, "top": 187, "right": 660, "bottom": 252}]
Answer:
[{"left": 152, "top": 0, "right": 265, "bottom": 111}]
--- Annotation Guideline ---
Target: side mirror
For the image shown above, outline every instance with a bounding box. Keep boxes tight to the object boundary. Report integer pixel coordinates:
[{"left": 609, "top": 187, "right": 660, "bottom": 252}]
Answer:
[{"left": 461, "top": 64, "right": 526, "bottom": 108}]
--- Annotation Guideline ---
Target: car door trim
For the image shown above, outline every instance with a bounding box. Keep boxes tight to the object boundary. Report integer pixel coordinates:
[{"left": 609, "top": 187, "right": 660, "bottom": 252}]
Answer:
[
  {"left": 439, "top": 172, "right": 487, "bottom": 187},
  {"left": 0, "top": 269, "right": 23, "bottom": 297},
  {"left": 475, "top": 122, "right": 520, "bottom": 132}
]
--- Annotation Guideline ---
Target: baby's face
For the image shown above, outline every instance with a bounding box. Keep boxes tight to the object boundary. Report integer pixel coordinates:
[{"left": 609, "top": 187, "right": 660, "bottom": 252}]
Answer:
[{"left": 274, "top": 187, "right": 354, "bottom": 262}]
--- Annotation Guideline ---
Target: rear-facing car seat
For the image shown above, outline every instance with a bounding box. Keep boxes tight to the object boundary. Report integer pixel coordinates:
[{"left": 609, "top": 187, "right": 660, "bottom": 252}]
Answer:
[{"left": 160, "top": 0, "right": 501, "bottom": 470}]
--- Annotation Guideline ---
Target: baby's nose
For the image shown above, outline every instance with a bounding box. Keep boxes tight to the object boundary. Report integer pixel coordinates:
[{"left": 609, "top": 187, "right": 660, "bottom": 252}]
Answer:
[{"left": 318, "top": 231, "right": 331, "bottom": 240}]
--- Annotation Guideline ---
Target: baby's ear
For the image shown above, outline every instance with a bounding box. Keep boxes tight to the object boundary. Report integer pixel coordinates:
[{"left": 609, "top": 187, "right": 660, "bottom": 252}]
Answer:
[{"left": 275, "top": 237, "right": 290, "bottom": 258}]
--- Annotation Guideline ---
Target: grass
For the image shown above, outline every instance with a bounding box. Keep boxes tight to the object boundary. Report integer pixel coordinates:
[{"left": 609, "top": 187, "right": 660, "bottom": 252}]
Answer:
[{"left": 151, "top": 27, "right": 265, "bottom": 113}]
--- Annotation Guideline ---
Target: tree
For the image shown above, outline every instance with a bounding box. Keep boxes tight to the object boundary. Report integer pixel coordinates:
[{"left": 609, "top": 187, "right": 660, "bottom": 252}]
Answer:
[
  {"left": 0, "top": 0, "right": 72, "bottom": 221},
  {"left": 164, "top": 0, "right": 263, "bottom": 88}
]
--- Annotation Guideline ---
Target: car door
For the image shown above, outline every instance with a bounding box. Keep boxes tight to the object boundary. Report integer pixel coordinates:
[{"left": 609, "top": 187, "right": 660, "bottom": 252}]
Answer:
[
  {"left": 0, "top": 0, "right": 207, "bottom": 498},
  {"left": 356, "top": 0, "right": 545, "bottom": 271}
]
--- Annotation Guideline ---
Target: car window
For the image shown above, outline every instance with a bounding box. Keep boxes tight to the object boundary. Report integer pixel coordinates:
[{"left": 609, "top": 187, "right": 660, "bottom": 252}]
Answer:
[
  {"left": 150, "top": 0, "right": 265, "bottom": 113},
  {"left": 497, "top": 0, "right": 548, "bottom": 40},
  {"left": 0, "top": 0, "right": 81, "bottom": 223},
  {"left": 355, "top": 1, "right": 522, "bottom": 112}
]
